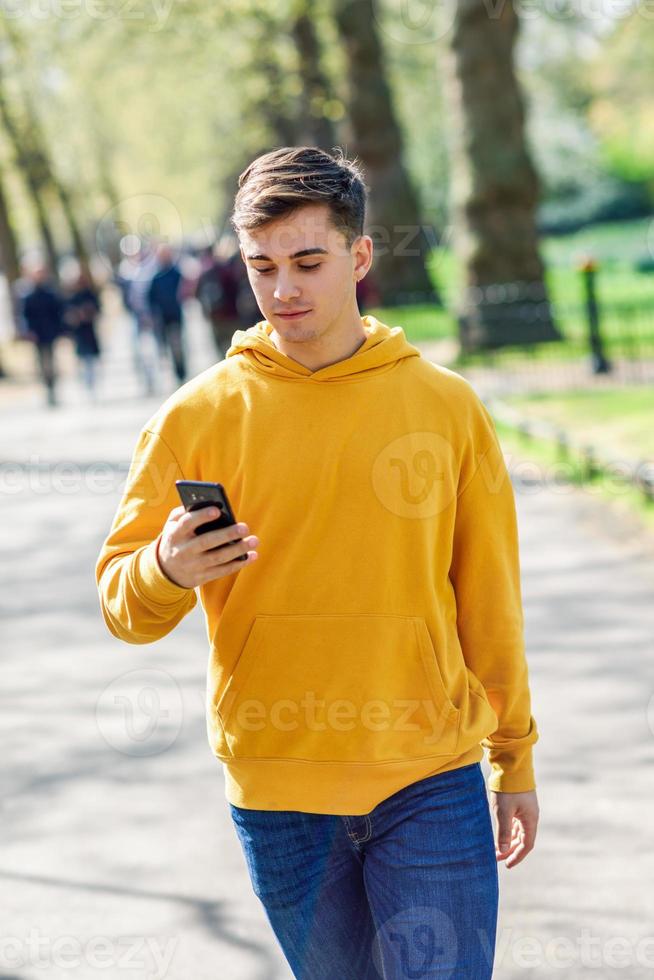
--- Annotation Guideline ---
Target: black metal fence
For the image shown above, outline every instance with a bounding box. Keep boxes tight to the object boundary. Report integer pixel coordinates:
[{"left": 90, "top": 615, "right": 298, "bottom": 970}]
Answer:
[{"left": 453, "top": 293, "right": 654, "bottom": 396}]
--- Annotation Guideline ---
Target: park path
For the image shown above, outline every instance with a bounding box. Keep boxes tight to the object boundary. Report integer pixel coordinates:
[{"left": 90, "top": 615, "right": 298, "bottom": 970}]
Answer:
[{"left": 2, "top": 303, "right": 654, "bottom": 979}]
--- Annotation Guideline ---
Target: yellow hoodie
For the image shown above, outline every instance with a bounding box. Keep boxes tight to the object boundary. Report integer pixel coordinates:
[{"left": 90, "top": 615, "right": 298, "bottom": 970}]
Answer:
[{"left": 95, "top": 315, "right": 538, "bottom": 814}]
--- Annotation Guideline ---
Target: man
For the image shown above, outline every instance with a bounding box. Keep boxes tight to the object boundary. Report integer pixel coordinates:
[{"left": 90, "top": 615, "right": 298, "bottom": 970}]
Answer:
[
  {"left": 147, "top": 242, "right": 187, "bottom": 385},
  {"left": 95, "top": 146, "right": 539, "bottom": 979},
  {"left": 17, "top": 261, "right": 66, "bottom": 407}
]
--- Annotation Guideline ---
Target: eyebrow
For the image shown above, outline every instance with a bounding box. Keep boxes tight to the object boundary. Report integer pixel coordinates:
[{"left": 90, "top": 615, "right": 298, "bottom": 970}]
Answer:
[{"left": 245, "top": 247, "right": 328, "bottom": 262}]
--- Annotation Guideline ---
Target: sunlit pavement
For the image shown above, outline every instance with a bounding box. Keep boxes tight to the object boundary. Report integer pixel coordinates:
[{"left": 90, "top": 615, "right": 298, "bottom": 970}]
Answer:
[{"left": 2, "top": 303, "right": 654, "bottom": 979}]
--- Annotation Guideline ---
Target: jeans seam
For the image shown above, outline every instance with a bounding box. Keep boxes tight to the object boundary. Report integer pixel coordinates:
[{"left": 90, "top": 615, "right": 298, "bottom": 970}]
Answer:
[
  {"left": 341, "top": 814, "right": 372, "bottom": 847},
  {"left": 359, "top": 816, "right": 372, "bottom": 843}
]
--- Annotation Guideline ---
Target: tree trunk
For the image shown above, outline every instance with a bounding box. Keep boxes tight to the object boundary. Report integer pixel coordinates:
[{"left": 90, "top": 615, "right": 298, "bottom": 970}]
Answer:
[
  {"left": 0, "top": 162, "right": 21, "bottom": 375},
  {"left": 291, "top": 0, "right": 338, "bottom": 150},
  {"left": 0, "top": 19, "right": 93, "bottom": 283},
  {"left": 442, "top": 0, "right": 560, "bottom": 350},
  {"left": 0, "top": 166, "right": 20, "bottom": 287},
  {"left": 16, "top": 81, "right": 93, "bottom": 283},
  {"left": 333, "top": 0, "right": 439, "bottom": 306},
  {"left": 0, "top": 80, "right": 60, "bottom": 278},
  {"left": 56, "top": 178, "right": 93, "bottom": 282}
]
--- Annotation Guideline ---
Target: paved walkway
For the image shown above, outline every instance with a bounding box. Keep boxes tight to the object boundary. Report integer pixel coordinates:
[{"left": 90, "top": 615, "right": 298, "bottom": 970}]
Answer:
[{"left": 2, "top": 305, "right": 654, "bottom": 978}]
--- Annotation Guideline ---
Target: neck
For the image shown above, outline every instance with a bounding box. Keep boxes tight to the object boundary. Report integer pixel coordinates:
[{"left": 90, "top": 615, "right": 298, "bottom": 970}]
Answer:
[{"left": 270, "top": 310, "right": 368, "bottom": 372}]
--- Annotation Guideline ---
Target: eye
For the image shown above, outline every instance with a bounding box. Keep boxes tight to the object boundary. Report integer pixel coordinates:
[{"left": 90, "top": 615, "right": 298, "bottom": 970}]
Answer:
[{"left": 252, "top": 263, "right": 322, "bottom": 275}]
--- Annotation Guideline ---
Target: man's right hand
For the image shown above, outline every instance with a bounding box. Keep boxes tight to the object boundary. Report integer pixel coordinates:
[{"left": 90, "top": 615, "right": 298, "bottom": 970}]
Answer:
[{"left": 156, "top": 505, "right": 259, "bottom": 589}]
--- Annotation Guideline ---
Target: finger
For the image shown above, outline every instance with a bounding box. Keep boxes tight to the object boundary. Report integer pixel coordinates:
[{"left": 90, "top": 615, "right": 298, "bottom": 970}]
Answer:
[
  {"left": 496, "top": 839, "right": 521, "bottom": 861},
  {"left": 168, "top": 505, "right": 187, "bottom": 520},
  {"left": 179, "top": 507, "right": 223, "bottom": 536},
  {"left": 197, "top": 522, "right": 251, "bottom": 553},
  {"left": 204, "top": 534, "right": 257, "bottom": 566},
  {"left": 496, "top": 821, "right": 522, "bottom": 860},
  {"left": 495, "top": 813, "right": 515, "bottom": 857},
  {"left": 198, "top": 550, "right": 258, "bottom": 584},
  {"left": 505, "top": 835, "right": 533, "bottom": 869}
]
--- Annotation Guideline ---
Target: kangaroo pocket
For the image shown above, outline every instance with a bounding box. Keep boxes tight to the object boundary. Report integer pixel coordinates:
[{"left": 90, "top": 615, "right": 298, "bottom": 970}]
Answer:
[{"left": 216, "top": 614, "right": 461, "bottom": 763}]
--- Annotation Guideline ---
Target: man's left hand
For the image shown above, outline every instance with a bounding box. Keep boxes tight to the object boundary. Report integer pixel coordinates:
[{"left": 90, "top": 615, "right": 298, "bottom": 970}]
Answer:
[{"left": 490, "top": 790, "right": 539, "bottom": 868}]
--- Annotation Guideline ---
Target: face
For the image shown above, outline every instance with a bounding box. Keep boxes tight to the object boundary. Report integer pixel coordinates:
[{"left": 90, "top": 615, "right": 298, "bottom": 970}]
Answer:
[
  {"left": 239, "top": 203, "right": 372, "bottom": 346},
  {"left": 157, "top": 244, "right": 174, "bottom": 266},
  {"left": 30, "top": 264, "right": 49, "bottom": 285}
]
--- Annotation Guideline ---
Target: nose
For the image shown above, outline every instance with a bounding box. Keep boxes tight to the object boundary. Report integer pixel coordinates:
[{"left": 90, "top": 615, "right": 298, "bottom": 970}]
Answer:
[{"left": 273, "top": 271, "right": 301, "bottom": 303}]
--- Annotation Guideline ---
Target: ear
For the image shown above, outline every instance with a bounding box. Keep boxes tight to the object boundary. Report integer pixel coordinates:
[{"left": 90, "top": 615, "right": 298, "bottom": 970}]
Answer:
[{"left": 353, "top": 235, "right": 373, "bottom": 281}]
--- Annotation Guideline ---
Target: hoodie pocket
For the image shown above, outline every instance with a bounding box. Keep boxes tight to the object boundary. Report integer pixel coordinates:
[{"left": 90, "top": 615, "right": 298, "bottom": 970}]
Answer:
[{"left": 216, "top": 614, "right": 461, "bottom": 764}]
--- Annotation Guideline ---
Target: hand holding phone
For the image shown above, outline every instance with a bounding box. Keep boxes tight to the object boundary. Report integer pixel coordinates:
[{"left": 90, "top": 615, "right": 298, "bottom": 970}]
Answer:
[{"left": 154, "top": 481, "right": 259, "bottom": 589}]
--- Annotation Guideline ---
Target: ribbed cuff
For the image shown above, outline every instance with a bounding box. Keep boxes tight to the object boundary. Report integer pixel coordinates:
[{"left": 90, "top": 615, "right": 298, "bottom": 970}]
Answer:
[
  {"left": 487, "top": 765, "right": 536, "bottom": 793},
  {"left": 133, "top": 536, "right": 194, "bottom": 604}
]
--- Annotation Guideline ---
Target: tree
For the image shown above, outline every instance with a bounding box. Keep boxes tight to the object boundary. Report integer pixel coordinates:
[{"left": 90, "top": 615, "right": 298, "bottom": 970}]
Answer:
[
  {"left": 441, "top": 0, "right": 560, "bottom": 350},
  {"left": 291, "top": 0, "right": 339, "bottom": 150},
  {"left": 0, "top": 71, "right": 60, "bottom": 277},
  {"left": 0, "top": 162, "right": 21, "bottom": 376},
  {"left": 0, "top": 17, "right": 93, "bottom": 281},
  {"left": 333, "top": 0, "right": 439, "bottom": 306}
]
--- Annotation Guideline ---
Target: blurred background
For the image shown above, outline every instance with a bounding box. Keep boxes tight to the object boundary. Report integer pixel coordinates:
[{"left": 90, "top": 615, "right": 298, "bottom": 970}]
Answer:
[{"left": 1, "top": 2, "right": 654, "bottom": 979}]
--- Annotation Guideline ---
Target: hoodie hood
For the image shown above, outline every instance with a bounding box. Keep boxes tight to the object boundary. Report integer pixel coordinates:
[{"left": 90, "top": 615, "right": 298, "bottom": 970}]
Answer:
[{"left": 225, "top": 314, "right": 421, "bottom": 382}]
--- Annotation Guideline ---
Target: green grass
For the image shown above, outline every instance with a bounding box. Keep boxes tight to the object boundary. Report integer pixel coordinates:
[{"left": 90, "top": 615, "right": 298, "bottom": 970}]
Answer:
[
  {"left": 371, "top": 217, "right": 654, "bottom": 354},
  {"left": 366, "top": 302, "right": 454, "bottom": 342},
  {"left": 505, "top": 387, "right": 654, "bottom": 461},
  {"left": 493, "top": 416, "right": 654, "bottom": 535},
  {"left": 541, "top": 217, "right": 654, "bottom": 271}
]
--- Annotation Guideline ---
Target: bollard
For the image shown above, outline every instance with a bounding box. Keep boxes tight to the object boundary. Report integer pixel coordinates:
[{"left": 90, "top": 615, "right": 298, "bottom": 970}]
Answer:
[{"left": 578, "top": 256, "right": 611, "bottom": 375}]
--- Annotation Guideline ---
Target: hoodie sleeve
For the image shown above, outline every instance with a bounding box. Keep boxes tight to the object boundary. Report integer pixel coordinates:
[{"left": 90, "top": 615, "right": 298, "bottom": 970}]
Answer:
[
  {"left": 95, "top": 426, "right": 197, "bottom": 644},
  {"left": 448, "top": 391, "right": 539, "bottom": 793}
]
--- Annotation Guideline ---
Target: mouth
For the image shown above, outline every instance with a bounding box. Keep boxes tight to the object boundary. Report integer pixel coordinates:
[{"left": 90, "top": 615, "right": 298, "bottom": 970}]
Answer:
[{"left": 275, "top": 309, "right": 312, "bottom": 320}]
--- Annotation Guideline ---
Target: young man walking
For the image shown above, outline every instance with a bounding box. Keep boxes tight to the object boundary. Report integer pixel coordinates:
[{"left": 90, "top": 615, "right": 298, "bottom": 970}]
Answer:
[{"left": 96, "top": 146, "right": 540, "bottom": 979}]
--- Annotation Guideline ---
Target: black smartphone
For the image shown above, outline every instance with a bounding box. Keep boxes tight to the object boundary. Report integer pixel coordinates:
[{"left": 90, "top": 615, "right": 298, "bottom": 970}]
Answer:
[{"left": 175, "top": 480, "right": 247, "bottom": 561}]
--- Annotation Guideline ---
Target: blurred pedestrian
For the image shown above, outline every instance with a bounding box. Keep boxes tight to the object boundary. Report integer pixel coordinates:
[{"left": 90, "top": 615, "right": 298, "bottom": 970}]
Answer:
[
  {"left": 64, "top": 271, "right": 102, "bottom": 402},
  {"left": 356, "top": 269, "right": 381, "bottom": 312},
  {"left": 196, "top": 238, "right": 260, "bottom": 360},
  {"left": 116, "top": 247, "right": 160, "bottom": 396},
  {"left": 17, "top": 262, "right": 65, "bottom": 407},
  {"left": 147, "top": 243, "right": 187, "bottom": 384}
]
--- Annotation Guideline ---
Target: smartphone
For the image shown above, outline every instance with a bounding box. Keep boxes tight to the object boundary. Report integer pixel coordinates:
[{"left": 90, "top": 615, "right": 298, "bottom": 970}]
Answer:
[{"left": 175, "top": 480, "right": 247, "bottom": 561}]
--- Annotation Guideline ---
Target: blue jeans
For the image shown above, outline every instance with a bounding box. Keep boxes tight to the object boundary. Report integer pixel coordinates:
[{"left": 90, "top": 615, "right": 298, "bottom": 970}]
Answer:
[{"left": 229, "top": 762, "right": 499, "bottom": 979}]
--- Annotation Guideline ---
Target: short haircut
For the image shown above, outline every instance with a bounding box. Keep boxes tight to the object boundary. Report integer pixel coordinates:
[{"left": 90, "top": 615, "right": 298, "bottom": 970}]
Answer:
[{"left": 230, "top": 146, "right": 367, "bottom": 248}]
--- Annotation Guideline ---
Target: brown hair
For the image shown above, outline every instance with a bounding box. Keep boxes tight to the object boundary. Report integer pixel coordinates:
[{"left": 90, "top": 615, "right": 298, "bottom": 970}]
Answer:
[{"left": 230, "top": 146, "right": 367, "bottom": 247}]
